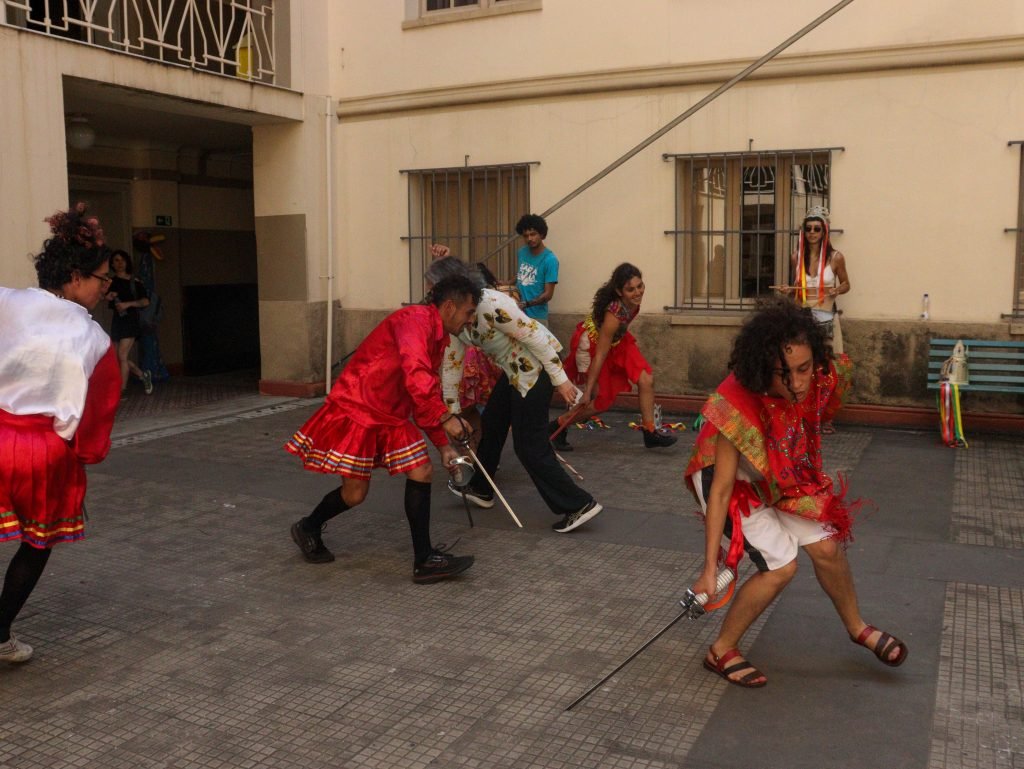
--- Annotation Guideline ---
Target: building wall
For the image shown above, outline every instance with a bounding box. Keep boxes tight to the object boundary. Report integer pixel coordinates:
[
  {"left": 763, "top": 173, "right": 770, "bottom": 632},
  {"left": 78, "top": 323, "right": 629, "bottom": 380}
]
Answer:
[
  {"left": 4, "top": 2, "right": 1024, "bottom": 406},
  {"left": 323, "top": 1, "right": 1024, "bottom": 413}
]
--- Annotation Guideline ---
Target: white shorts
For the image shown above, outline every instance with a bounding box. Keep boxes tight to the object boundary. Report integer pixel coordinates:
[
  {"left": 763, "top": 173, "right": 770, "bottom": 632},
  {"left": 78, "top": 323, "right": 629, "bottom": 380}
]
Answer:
[{"left": 691, "top": 467, "right": 832, "bottom": 572}]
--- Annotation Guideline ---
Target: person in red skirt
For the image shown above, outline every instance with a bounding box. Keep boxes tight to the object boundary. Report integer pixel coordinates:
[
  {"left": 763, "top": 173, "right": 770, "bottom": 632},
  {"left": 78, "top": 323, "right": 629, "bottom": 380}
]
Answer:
[
  {"left": 286, "top": 274, "right": 481, "bottom": 584},
  {"left": 555, "top": 263, "right": 676, "bottom": 451},
  {"left": 0, "top": 204, "right": 121, "bottom": 663}
]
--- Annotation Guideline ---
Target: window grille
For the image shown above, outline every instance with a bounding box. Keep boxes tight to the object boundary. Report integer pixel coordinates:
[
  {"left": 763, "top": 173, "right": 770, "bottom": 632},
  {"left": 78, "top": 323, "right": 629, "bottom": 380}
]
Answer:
[
  {"left": 402, "top": 162, "right": 535, "bottom": 302},
  {"left": 664, "top": 148, "right": 842, "bottom": 310}
]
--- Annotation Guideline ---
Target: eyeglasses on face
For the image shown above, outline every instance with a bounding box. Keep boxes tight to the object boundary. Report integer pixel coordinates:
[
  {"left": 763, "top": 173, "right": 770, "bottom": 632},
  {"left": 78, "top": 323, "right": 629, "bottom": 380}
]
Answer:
[
  {"left": 803, "top": 224, "right": 823, "bottom": 233},
  {"left": 91, "top": 272, "right": 114, "bottom": 285}
]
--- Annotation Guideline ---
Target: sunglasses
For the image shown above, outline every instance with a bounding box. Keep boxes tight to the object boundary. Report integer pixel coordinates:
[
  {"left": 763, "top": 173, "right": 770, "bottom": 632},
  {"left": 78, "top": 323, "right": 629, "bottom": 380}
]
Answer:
[{"left": 803, "top": 224, "right": 823, "bottom": 233}]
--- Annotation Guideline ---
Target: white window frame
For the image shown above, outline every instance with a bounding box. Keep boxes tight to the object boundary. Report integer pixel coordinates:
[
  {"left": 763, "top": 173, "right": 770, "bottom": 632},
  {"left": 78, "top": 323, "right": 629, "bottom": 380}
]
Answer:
[{"left": 403, "top": 0, "right": 541, "bottom": 29}]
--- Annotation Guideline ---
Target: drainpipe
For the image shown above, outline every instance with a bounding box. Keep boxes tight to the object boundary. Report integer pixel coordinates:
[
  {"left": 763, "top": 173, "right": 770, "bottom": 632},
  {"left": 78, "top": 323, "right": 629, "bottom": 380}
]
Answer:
[{"left": 324, "top": 95, "right": 335, "bottom": 396}]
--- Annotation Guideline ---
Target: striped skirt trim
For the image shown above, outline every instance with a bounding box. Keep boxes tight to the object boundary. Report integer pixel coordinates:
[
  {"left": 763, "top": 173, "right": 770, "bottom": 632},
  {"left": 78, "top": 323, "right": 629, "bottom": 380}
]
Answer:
[
  {"left": 286, "top": 432, "right": 430, "bottom": 480},
  {"left": 0, "top": 509, "right": 85, "bottom": 548}
]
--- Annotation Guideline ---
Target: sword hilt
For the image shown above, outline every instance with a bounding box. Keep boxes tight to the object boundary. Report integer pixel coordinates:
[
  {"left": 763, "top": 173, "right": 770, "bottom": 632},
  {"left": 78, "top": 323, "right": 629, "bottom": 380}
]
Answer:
[{"left": 679, "top": 567, "right": 734, "bottom": 619}]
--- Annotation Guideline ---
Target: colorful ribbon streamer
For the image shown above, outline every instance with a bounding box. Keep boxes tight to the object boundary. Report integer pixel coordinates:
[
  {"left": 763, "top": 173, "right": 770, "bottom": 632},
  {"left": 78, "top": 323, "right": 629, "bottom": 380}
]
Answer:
[{"left": 937, "top": 380, "right": 968, "bottom": 448}]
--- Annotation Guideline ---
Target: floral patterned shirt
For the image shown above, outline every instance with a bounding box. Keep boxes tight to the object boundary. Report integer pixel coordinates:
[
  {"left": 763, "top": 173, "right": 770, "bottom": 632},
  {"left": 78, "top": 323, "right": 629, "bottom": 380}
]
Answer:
[{"left": 442, "top": 288, "right": 568, "bottom": 413}]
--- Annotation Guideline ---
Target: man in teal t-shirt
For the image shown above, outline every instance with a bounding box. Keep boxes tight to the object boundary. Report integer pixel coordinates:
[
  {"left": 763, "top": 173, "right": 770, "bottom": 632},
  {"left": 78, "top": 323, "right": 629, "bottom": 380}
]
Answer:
[{"left": 515, "top": 213, "right": 559, "bottom": 325}]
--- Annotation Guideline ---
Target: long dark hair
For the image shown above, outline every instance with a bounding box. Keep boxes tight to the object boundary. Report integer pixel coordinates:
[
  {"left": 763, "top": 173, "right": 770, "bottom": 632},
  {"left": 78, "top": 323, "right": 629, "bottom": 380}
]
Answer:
[
  {"left": 591, "top": 263, "right": 642, "bottom": 321},
  {"left": 799, "top": 215, "right": 835, "bottom": 275},
  {"left": 34, "top": 202, "right": 109, "bottom": 290},
  {"left": 728, "top": 297, "right": 832, "bottom": 394}
]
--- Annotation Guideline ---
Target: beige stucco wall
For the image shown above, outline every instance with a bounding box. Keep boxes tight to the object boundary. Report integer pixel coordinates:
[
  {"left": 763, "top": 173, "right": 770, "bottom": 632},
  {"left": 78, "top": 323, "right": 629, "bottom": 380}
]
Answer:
[
  {"left": 340, "top": 1, "right": 1024, "bottom": 100},
  {"left": 332, "top": 60, "right": 1024, "bottom": 324},
  {"left": 5, "top": 2, "right": 1024, "bottom": 399}
]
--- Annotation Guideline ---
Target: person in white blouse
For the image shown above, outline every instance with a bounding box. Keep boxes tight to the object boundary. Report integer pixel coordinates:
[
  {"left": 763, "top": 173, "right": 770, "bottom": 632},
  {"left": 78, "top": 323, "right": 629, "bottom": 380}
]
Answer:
[
  {"left": 0, "top": 204, "right": 121, "bottom": 663},
  {"left": 428, "top": 251, "right": 603, "bottom": 534}
]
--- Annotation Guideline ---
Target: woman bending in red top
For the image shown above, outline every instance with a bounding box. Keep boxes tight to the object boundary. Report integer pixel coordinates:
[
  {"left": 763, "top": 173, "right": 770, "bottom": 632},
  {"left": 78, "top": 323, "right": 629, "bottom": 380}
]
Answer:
[{"left": 555, "top": 263, "right": 676, "bottom": 451}]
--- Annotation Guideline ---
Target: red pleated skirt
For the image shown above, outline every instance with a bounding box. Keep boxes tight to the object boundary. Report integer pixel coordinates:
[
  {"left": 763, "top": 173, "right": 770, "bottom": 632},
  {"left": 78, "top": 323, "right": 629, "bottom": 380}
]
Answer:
[
  {"left": 285, "top": 405, "right": 430, "bottom": 480},
  {"left": 564, "top": 326, "right": 653, "bottom": 412},
  {"left": 458, "top": 346, "right": 502, "bottom": 410},
  {"left": 0, "top": 411, "right": 87, "bottom": 549}
]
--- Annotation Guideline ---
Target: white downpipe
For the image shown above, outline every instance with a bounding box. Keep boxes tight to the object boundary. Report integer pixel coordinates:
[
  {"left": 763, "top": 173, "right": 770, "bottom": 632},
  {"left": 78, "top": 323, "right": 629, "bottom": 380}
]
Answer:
[{"left": 324, "top": 95, "right": 335, "bottom": 396}]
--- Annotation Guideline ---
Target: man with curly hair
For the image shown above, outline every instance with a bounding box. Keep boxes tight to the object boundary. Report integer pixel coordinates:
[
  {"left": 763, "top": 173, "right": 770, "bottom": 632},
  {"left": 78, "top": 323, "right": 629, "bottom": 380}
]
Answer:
[
  {"left": 684, "top": 298, "right": 907, "bottom": 687},
  {"left": 514, "top": 213, "right": 559, "bottom": 327}
]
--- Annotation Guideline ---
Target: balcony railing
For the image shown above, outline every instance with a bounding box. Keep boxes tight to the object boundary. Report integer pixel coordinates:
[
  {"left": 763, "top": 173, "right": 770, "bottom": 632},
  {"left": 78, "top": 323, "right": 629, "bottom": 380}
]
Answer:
[{"left": 2, "top": 0, "right": 277, "bottom": 84}]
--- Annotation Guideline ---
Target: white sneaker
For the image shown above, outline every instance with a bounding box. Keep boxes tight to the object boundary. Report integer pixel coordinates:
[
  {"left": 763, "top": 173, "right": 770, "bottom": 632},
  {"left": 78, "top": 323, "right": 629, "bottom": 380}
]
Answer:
[
  {"left": 0, "top": 634, "right": 33, "bottom": 663},
  {"left": 142, "top": 370, "right": 154, "bottom": 395}
]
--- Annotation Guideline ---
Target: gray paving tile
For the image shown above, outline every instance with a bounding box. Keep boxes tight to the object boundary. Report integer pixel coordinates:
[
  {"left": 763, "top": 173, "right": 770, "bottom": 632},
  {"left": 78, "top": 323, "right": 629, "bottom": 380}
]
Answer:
[
  {"left": 929, "top": 583, "right": 1024, "bottom": 769},
  {"left": 953, "top": 437, "right": 1024, "bottom": 549},
  {"left": 0, "top": 398, "right": 1019, "bottom": 769}
]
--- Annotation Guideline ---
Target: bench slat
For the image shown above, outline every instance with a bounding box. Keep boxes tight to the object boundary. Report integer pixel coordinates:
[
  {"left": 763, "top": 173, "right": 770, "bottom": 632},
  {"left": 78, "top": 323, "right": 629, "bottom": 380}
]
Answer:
[
  {"left": 928, "top": 350, "right": 1024, "bottom": 360},
  {"left": 927, "top": 383, "right": 1024, "bottom": 393},
  {"left": 928, "top": 362, "right": 1024, "bottom": 372},
  {"left": 930, "top": 338, "right": 1024, "bottom": 348}
]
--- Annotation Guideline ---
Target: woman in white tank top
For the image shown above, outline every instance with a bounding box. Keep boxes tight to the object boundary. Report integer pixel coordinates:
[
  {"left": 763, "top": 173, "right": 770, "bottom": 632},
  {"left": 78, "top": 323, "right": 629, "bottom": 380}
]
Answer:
[{"left": 784, "top": 206, "right": 850, "bottom": 355}]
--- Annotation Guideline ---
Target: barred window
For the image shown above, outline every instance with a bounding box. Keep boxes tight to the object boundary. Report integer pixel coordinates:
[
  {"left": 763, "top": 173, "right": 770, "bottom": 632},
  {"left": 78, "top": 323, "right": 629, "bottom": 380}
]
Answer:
[
  {"left": 403, "top": 162, "right": 534, "bottom": 302},
  {"left": 666, "top": 148, "right": 840, "bottom": 310}
]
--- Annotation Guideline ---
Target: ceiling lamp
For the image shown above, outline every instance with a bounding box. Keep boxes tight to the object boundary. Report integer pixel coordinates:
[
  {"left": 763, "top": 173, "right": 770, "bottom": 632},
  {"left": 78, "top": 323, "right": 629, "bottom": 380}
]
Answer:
[{"left": 66, "top": 115, "right": 96, "bottom": 150}]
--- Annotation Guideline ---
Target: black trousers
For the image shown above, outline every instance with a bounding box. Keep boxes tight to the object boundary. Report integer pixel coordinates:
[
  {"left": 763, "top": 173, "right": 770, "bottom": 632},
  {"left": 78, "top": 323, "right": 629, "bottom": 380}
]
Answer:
[{"left": 470, "top": 371, "right": 592, "bottom": 516}]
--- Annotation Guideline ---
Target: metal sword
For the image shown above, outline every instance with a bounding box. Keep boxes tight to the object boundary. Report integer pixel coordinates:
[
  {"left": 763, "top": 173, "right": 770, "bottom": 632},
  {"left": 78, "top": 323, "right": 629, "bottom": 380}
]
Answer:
[
  {"left": 565, "top": 568, "right": 735, "bottom": 711},
  {"left": 554, "top": 450, "right": 584, "bottom": 481},
  {"left": 466, "top": 446, "right": 523, "bottom": 528}
]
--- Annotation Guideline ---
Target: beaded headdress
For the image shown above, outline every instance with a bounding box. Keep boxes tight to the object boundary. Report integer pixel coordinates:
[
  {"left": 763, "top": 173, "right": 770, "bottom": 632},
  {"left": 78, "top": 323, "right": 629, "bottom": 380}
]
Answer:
[{"left": 804, "top": 204, "right": 830, "bottom": 223}]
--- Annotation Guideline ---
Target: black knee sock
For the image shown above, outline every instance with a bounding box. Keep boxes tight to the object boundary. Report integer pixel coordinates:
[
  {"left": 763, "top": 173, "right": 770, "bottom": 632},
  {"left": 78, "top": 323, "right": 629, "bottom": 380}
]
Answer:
[
  {"left": 306, "top": 488, "right": 350, "bottom": 529},
  {"left": 404, "top": 479, "right": 433, "bottom": 565},
  {"left": 0, "top": 543, "right": 52, "bottom": 642}
]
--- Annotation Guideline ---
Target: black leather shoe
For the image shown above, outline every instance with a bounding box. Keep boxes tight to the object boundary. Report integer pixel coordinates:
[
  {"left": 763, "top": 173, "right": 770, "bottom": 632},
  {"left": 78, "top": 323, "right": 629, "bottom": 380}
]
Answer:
[{"left": 290, "top": 518, "right": 335, "bottom": 563}]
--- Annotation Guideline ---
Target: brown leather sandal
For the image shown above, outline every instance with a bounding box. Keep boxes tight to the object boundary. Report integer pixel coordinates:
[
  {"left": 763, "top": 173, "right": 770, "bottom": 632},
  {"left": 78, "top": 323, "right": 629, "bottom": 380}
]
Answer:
[
  {"left": 851, "top": 624, "right": 908, "bottom": 667},
  {"left": 703, "top": 647, "right": 767, "bottom": 688}
]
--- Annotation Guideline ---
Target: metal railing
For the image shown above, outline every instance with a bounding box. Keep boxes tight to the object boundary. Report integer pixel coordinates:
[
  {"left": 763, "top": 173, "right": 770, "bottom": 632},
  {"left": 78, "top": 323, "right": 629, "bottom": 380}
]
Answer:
[{"left": 1, "top": 0, "right": 276, "bottom": 83}]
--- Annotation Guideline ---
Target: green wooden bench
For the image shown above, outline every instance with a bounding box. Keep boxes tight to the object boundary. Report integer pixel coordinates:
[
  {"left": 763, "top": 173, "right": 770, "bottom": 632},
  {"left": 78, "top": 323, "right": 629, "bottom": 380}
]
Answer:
[{"left": 927, "top": 338, "right": 1024, "bottom": 393}]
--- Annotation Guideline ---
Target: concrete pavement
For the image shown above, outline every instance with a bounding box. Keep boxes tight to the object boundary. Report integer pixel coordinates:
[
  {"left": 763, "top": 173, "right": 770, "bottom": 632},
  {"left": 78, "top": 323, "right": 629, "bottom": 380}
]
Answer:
[{"left": 1, "top": 389, "right": 1021, "bottom": 769}]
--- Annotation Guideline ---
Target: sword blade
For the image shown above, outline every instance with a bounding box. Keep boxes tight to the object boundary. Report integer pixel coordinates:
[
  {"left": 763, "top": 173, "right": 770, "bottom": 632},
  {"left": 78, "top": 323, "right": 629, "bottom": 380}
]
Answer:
[
  {"left": 549, "top": 402, "right": 586, "bottom": 441},
  {"left": 565, "top": 607, "right": 689, "bottom": 711},
  {"left": 554, "top": 450, "right": 584, "bottom": 481},
  {"left": 466, "top": 447, "right": 523, "bottom": 528}
]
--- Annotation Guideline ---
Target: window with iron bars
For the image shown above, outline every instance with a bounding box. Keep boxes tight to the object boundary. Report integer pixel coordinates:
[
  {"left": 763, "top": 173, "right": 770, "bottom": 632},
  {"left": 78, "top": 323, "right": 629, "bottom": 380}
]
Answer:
[
  {"left": 1011, "top": 141, "right": 1024, "bottom": 318},
  {"left": 666, "top": 148, "right": 840, "bottom": 310},
  {"left": 403, "top": 162, "right": 534, "bottom": 302}
]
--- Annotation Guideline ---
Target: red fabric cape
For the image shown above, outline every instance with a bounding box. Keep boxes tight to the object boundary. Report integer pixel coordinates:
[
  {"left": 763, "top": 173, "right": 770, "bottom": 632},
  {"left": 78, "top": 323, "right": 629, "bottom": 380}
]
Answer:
[{"left": 685, "top": 356, "right": 860, "bottom": 566}]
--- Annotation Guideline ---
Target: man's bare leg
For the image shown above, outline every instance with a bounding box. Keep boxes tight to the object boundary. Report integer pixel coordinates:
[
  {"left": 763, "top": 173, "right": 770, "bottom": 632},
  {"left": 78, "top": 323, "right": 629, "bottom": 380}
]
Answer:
[
  {"left": 804, "top": 538, "right": 902, "bottom": 663},
  {"left": 708, "top": 561, "right": 796, "bottom": 684}
]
